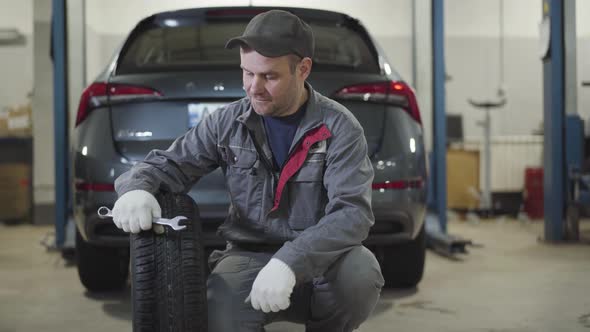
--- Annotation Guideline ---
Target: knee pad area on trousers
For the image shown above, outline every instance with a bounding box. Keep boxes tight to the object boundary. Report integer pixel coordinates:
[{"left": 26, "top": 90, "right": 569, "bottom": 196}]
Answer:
[{"left": 329, "top": 246, "right": 384, "bottom": 308}]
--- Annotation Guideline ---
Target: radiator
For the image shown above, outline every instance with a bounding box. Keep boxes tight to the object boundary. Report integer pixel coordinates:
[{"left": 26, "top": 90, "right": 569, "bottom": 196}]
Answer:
[{"left": 459, "top": 135, "right": 543, "bottom": 192}]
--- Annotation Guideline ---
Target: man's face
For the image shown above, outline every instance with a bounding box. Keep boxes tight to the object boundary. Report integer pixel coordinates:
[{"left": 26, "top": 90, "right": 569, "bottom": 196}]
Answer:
[{"left": 240, "top": 49, "right": 307, "bottom": 117}]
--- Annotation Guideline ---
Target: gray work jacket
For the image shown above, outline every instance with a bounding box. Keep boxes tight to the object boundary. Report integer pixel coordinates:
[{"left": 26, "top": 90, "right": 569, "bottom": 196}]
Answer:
[{"left": 115, "top": 83, "right": 375, "bottom": 282}]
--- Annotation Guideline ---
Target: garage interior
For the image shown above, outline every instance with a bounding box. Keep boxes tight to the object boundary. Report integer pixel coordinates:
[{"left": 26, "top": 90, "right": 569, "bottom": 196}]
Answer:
[{"left": 1, "top": 0, "right": 589, "bottom": 331}]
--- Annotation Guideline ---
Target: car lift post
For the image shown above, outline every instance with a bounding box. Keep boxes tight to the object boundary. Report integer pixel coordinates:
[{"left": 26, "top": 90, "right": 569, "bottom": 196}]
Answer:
[
  {"left": 431, "top": 0, "right": 446, "bottom": 234},
  {"left": 52, "top": 0, "right": 69, "bottom": 248},
  {"left": 426, "top": 0, "right": 472, "bottom": 256},
  {"left": 541, "top": 0, "right": 580, "bottom": 242}
]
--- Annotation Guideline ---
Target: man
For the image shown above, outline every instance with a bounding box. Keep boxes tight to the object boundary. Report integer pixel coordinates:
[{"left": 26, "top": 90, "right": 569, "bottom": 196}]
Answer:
[{"left": 112, "top": 9, "right": 384, "bottom": 332}]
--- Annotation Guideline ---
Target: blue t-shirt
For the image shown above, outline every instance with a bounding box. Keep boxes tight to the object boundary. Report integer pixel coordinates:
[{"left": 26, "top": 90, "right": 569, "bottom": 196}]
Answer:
[{"left": 262, "top": 103, "right": 307, "bottom": 170}]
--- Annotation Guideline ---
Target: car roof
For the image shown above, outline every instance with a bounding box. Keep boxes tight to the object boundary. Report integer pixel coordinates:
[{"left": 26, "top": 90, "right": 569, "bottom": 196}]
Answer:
[{"left": 147, "top": 6, "right": 354, "bottom": 24}]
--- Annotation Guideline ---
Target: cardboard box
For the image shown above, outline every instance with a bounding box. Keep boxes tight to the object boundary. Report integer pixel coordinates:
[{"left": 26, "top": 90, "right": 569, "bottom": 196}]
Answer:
[
  {"left": 9, "top": 104, "right": 32, "bottom": 137},
  {"left": 0, "top": 104, "right": 32, "bottom": 137},
  {"left": 447, "top": 149, "right": 480, "bottom": 210},
  {"left": 0, "top": 163, "right": 31, "bottom": 222},
  {"left": 0, "top": 111, "right": 9, "bottom": 137}
]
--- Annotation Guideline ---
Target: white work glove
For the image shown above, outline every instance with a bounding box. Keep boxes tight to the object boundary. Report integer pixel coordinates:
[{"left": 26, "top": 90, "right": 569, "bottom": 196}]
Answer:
[
  {"left": 247, "top": 258, "right": 296, "bottom": 313},
  {"left": 112, "top": 190, "right": 161, "bottom": 234}
]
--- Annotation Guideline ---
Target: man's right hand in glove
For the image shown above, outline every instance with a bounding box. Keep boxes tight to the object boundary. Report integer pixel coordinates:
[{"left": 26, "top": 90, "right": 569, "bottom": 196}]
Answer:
[{"left": 112, "top": 190, "right": 161, "bottom": 234}]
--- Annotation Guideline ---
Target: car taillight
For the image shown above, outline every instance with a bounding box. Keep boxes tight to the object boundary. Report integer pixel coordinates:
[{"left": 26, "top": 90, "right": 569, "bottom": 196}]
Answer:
[
  {"left": 75, "top": 182, "right": 115, "bottom": 192},
  {"left": 334, "top": 81, "right": 422, "bottom": 125},
  {"left": 75, "top": 82, "right": 161, "bottom": 127},
  {"left": 75, "top": 82, "right": 108, "bottom": 127},
  {"left": 372, "top": 178, "right": 424, "bottom": 190}
]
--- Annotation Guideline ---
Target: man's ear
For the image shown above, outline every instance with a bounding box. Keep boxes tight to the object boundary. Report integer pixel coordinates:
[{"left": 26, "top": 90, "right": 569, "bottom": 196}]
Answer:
[{"left": 299, "top": 57, "right": 313, "bottom": 80}]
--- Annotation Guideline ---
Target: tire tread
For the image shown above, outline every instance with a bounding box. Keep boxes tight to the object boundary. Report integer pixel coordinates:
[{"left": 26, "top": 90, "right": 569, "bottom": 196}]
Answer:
[{"left": 131, "top": 193, "right": 208, "bottom": 332}]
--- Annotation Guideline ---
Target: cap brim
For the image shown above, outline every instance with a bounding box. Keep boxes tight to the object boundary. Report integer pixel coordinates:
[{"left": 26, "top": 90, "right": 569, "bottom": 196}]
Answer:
[
  {"left": 225, "top": 37, "right": 250, "bottom": 50},
  {"left": 225, "top": 36, "right": 294, "bottom": 58}
]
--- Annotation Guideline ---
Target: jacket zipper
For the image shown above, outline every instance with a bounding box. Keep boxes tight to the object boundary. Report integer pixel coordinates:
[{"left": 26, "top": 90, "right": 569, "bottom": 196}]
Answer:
[
  {"left": 246, "top": 129, "right": 278, "bottom": 187},
  {"left": 247, "top": 124, "right": 325, "bottom": 218}
]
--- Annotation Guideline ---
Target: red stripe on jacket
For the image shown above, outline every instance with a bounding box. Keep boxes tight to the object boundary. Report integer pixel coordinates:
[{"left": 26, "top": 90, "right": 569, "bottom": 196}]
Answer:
[{"left": 271, "top": 124, "right": 332, "bottom": 212}]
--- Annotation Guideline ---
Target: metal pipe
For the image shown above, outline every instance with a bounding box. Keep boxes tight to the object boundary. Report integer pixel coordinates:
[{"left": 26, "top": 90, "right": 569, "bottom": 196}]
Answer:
[
  {"left": 483, "top": 108, "right": 492, "bottom": 210},
  {"left": 498, "top": 0, "right": 504, "bottom": 95}
]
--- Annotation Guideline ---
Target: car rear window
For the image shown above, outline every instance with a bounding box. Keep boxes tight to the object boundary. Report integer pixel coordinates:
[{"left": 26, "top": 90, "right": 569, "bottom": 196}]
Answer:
[{"left": 117, "top": 19, "right": 379, "bottom": 74}]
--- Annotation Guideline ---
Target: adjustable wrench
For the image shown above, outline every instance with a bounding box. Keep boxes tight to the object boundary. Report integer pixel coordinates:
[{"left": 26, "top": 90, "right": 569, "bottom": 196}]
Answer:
[{"left": 97, "top": 206, "right": 188, "bottom": 231}]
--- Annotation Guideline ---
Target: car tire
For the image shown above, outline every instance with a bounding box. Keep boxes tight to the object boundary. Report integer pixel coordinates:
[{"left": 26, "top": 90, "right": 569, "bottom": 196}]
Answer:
[
  {"left": 76, "top": 230, "right": 130, "bottom": 292},
  {"left": 130, "top": 192, "right": 208, "bottom": 332},
  {"left": 381, "top": 224, "right": 426, "bottom": 288}
]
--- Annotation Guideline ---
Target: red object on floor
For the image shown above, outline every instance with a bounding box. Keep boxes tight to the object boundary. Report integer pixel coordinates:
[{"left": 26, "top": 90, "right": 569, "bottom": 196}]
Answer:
[{"left": 524, "top": 168, "right": 544, "bottom": 219}]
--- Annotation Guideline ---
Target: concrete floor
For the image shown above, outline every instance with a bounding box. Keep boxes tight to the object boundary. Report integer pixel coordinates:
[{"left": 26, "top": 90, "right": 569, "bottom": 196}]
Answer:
[{"left": 1, "top": 219, "right": 589, "bottom": 332}]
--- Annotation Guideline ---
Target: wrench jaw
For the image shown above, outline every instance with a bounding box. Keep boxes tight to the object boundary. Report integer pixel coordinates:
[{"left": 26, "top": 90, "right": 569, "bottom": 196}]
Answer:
[
  {"left": 161, "top": 223, "right": 187, "bottom": 231},
  {"left": 170, "top": 216, "right": 189, "bottom": 231},
  {"left": 176, "top": 217, "right": 191, "bottom": 229},
  {"left": 154, "top": 216, "right": 189, "bottom": 231}
]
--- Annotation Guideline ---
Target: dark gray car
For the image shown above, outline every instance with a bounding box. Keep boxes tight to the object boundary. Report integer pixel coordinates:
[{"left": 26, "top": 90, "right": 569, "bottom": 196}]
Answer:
[{"left": 72, "top": 6, "right": 427, "bottom": 291}]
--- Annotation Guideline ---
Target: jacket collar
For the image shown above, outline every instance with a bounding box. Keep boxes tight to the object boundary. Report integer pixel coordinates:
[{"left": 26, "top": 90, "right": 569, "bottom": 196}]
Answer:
[
  {"left": 237, "top": 82, "right": 320, "bottom": 124},
  {"left": 236, "top": 82, "right": 323, "bottom": 136},
  {"left": 290, "top": 82, "right": 324, "bottom": 149},
  {"left": 236, "top": 82, "right": 325, "bottom": 160}
]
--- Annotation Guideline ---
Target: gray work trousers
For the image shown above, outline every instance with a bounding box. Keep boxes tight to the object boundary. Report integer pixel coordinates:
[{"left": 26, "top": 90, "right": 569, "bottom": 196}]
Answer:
[{"left": 207, "top": 244, "right": 384, "bottom": 332}]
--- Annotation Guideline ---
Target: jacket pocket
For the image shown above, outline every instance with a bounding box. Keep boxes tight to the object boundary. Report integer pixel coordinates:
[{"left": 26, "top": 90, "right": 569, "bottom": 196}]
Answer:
[
  {"left": 287, "top": 157, "right": 327, "bottom": 230},
  {"left": 227, "top": 145, "right": 257, "bottom": 169},
  {"left": 226, "top": 146, "right": 262, "bottom": 223}
]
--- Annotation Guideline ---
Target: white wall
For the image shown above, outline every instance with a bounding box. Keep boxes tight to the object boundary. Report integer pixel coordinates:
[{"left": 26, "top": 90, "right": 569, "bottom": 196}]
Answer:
[
  {"left": 0, "top": 0, "right": 33, "bottom": 109},
  {"left": 445, "top": 0, "right": 544, "bottom": 138},
  {"left": 446, "top": 0, "right": 542, "bottom": 37},
  {"left": 414, "top": 0, "right": 433, "bottom": 152},
  {"left": 32, "top": 0, "right": 55, "bottom": 204},
  {"left": 445, "top": 0, "right": 589, "bottom": 138},
  {"left": 68, "top": 0, "right": 86, "bottom": 131}
]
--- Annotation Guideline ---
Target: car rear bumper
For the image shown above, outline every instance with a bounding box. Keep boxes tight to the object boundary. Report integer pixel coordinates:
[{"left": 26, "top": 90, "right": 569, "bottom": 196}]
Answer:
[
  {"left": 76, "top": 203, "right": 426, "bottom": 248},
  {"left": 74, "top": 177, "right": 426, "bottom": 247},
  {"left": 75, "top": 198, "right": 229, "bottom": 247},
  {"left": 368, "top": 186, "right": 427, "bottom": 243},
  {"left": 73, "top": 145, "right": 426, "bottom": 248}
]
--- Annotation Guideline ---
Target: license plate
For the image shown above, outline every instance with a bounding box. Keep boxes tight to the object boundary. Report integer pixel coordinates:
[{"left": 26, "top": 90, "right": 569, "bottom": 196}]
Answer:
[{"left": 188, "top": 103, "right": 226, "bottom": 128}]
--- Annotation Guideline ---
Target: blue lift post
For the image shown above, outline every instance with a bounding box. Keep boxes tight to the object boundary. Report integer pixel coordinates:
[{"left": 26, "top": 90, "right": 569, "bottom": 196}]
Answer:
[
  {"left": 541, "top": 0, "right": 566, "bottom": 242},
  {"left": 425, "top": 0, "right": 473, "bottom": 256},
  {"left": 432, "top": 0, "right": 447, "bottom": 233},
  {"left": 52, "top": 0, "right": 69, "bottom": 248}
]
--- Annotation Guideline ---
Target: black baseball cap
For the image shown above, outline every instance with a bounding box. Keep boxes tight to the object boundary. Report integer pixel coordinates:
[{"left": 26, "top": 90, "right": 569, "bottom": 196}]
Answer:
[{"left": 225, "top": 9, "right": 314, "bottom": 59}]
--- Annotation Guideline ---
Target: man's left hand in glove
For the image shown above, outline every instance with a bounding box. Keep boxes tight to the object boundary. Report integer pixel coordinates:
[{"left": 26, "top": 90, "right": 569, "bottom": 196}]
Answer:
[{"left": 246, "top": 258, "right": 296, "bottom": 313}]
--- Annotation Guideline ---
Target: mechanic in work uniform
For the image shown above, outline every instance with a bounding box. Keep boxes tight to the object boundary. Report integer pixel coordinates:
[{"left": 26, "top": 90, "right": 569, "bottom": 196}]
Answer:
[{"left": 112, "top": 9, "right": 384, "bottom": 332}]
